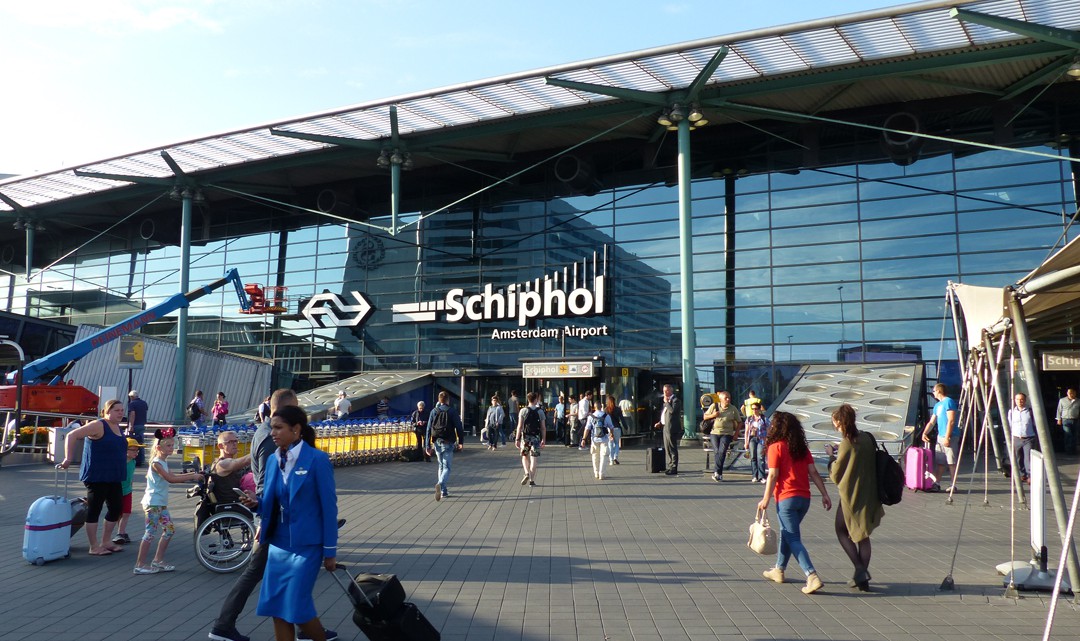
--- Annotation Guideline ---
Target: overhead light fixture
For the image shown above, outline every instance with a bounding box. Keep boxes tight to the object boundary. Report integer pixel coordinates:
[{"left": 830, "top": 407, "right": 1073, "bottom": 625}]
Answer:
[
  {"left": 193, "top": 190, "right": 207, "bottom": 205},
  {"left": 402, "top": 153, "right": 414, "bottom": 171},
  {"left": 376, "top": 150, "right": 390, "bottom": 168},
  {"left": 688, "top": 104, "right": 704, "bottom": 122},
  {"left": 669, "top": 103, "right": 685, "bottom": 122},
  {"left": 168, "top": 185, "right": 182, "bottom": 200},
  {"left": 12, "top": 219, "right": 25, "bottom": 231},
  {"left": 34, "top": 222, "right": 45, "bottom": 232},
  {"left": 695, "top": 117, "right": 709, "bottom": 127},
  {"left": 657, "top": 112, "right": 673, "bottom": 127},
  {"left": 389, "top": 151, "right": 404, "bottom": 165},
  {"left": 1068, "top": 60, "right": 1080, "bottom": 78}
]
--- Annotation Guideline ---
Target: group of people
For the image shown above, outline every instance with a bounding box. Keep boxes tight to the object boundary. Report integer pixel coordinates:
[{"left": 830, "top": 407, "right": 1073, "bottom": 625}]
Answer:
[
  {"left": 758, "top": 404, "right": 885, "bottom": 595},
  {"left": 188, "top": 390, "right": 231, "bottom": 428}
]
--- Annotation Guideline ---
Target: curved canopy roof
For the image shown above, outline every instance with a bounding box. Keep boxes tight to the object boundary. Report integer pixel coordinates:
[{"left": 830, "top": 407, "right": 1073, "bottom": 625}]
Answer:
[{"left": 0, "top": 0, "right": 1078, "bottom": 250}]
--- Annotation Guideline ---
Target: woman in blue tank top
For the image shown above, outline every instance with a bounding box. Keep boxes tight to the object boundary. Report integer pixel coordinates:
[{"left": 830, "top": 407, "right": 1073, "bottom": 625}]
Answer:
[{"left": 60, "top": 399, "right": 127, "bottom": 555}]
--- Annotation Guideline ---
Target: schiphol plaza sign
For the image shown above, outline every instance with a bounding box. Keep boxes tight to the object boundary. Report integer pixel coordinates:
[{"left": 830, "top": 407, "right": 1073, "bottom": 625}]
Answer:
[{"left": 302, "top": 251, "right": 611, "bottom": 341}]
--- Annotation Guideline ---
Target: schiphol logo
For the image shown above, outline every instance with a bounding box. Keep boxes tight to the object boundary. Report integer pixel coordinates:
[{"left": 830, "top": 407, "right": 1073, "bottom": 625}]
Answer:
[
  {"left": 392, "top": 250, "right": 610, "bottom": 332},
  {"left": 302, "top": 291, "right": 374, "bottom": 328}
]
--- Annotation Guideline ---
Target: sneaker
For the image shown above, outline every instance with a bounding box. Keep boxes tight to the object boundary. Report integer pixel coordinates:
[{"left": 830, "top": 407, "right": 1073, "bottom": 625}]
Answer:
[
  {"left": 762, "top": 567, "right": 785, "bottom": 583},
  {"left": 298, "top": 629, "right": 337, "bottom": 641},
  {"left": 435, "top": 484, "right": 442, "bottom": 502},
  {"left": 802, "top": 572, "right": 823, "bottom": 595},
  {"left": 613, "top": 459, "right": 620, "bottom": 465},
  {"left": 111, "top": 534, "right": 126, "bottom": 545},
  {"left": 208, "top": 627, "right": 251, "bottom": 641},
  {"left": 151, "top": 561, "right": 175, "bottom": 572},
  {"left": 121, "top": 533, "right": 132, "bottom": 544},
  {"left": 441, "top": 492, "right": 449, "bottom": 499},
  {"left": 598, "top": 475, "right": 604, "bottom": 480},
  {"left": 529, "top": 480, "right": 536, "bottom": 486},
  {"left": 712, "top": 472, "right": 721, "bottom": 482},
  {"left": 521, "top": 474, "right": 530, "bottom": 486},
  {"left": 133, "top": 566, "right": 160, "bottom": 575}
]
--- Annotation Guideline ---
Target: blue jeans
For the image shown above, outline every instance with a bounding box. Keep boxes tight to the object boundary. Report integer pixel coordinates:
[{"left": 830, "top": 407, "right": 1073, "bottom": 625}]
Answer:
[
  {"left": 434, "top": 440, "right": 454, "bottom": 493},
  {"left": 749, "top": 437, "right": 766, "bottom": 480},
  {"left": 775, "top": 496, "right": 815, "bottom": 576},
  {"left": 710, "top": 434, "right": 733, "bottom": 475},
  {"left": 1063, "top": 419, "right": 1077, "bottom": 455},
  {"left": 609, "top": 427, "right": 621, "bottom": 462},
  {"left": 127, "top": 424, "right": 146, "bottom": 466}
]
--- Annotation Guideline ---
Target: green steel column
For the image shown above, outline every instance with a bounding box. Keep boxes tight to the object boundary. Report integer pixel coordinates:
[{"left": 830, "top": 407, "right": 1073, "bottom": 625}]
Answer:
[
  {"left": 24, "top": 225, "right": 34, "bottom": 280},
  {"left": 677, "top": 118, "right": 698, "bottom": 438},
  {"left": 390, "top": 160, "right": 401, "bottom": 237},
  {"left": 175, "top": 190, "right": 193, "bottom": 422}
]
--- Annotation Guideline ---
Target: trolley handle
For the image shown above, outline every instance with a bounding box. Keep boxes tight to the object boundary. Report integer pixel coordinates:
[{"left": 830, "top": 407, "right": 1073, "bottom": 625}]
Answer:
[{"left": 330, "top": 563, "right": 376, "bottom": 609}]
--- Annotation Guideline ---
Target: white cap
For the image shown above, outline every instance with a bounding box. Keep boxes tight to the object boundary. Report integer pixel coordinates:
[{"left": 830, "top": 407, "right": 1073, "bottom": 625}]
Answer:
[{"left": 128, "top": 390, "right": 138, "bottom": 397}]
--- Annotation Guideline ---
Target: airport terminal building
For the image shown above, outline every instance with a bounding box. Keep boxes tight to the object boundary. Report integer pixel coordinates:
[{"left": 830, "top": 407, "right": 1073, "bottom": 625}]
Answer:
[{"left": 1, "top": 0, "right": 1079, "bottom": 422}]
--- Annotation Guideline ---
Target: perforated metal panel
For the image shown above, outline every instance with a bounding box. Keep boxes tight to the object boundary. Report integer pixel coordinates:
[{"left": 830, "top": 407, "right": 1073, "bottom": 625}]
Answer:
[{"left": 771, "top": 363, "right": 923, "bottom": 452}]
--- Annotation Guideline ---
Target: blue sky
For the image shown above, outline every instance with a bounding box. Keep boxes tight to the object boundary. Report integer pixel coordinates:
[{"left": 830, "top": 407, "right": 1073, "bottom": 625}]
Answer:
[{"left": 0, "top": 0, "right": 912, "bottom": 176}]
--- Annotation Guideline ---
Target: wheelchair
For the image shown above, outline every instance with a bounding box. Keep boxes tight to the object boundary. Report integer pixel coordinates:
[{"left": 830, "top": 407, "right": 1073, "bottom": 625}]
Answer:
[{"left": 185, "top": 458, "right": 255, "bottom": 573}]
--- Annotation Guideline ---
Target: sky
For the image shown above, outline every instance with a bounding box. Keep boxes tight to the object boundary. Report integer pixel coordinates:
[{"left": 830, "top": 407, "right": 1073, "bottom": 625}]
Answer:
[{"left": 0, "top": 0, "right": 915, "bottom": 177}]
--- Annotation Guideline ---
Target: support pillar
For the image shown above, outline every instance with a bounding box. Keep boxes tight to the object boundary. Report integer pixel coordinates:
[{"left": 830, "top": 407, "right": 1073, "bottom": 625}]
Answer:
[
  {"left": 676, "top": 118, "right": 698, "bottom": 439},
  {"left": 1007, "top": 289, "right": 1080, "bottom": 593},
  {"left": 175, "top": 190, "right": 193, "bottom": 422}
]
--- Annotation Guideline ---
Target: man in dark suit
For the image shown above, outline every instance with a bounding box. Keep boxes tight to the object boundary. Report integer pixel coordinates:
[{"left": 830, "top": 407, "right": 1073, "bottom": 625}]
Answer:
[{"left": 654, "top": 384, "right": 682, "bottom": 475}]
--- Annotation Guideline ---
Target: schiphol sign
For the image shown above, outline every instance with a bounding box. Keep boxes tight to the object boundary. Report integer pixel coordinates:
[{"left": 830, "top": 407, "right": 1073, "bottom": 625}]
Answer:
[{"left": 302, "top": 251, "right": 611, "bottom": 340}]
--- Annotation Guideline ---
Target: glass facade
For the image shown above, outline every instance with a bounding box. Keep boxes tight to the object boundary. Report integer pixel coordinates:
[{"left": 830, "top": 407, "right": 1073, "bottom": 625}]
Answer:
[{"left": 4, "top": 145, "right": 1075, "bottom": 399}]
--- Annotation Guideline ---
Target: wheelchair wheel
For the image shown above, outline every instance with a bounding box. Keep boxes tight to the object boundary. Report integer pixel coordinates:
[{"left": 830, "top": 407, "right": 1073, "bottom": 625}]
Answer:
[{"left": 194, "top": 511, "right": 254, "bottom": 573}]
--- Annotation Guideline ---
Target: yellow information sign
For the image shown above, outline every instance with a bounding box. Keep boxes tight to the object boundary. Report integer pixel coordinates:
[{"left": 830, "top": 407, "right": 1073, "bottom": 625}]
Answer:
[{"left": 118, "top": 336, "right": 145, "bottom": 369}]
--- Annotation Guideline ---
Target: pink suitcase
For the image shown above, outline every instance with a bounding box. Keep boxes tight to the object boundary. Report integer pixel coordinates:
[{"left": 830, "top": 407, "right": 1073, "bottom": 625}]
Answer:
[{"left": 904, "top": 446, "right": 937, "bottom": 491}]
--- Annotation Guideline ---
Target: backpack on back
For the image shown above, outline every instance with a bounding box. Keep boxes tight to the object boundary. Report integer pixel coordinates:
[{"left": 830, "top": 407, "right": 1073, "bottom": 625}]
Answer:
[
  {"left": 430, "top": 407, "right": 453, "bottom": 441},
  {"left": 871, "top": 433, "right": 904, "bottom": 506},
  {"left": 188, "top": 401, "right": 201, "bottom": 422},
  {"left": 522, "top": 407, "right": 543, "bottom": 437},
  {"left": 589, "top": 412, "right": 609, "bottom": 438}
]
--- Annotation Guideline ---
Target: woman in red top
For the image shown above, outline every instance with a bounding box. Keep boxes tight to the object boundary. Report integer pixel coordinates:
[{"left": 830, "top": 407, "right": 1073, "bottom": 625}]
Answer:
[{"left": 757, "top": 411, "right": 832, "bottom": 594}]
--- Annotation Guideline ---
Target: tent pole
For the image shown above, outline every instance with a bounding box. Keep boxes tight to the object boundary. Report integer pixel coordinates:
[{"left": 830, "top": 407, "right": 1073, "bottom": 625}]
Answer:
[
  {"left": 984, "top": 330, "right": 1015, "bottom": 479},
  {"left": 1006, "top": 288, "right": 1080, "bottom": 593}
]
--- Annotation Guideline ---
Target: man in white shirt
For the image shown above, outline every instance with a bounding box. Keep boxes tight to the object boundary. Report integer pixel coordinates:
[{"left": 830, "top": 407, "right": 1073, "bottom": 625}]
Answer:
[
  {"left": 334, "top": 392, "right": 350, "bottom": 420},
  {"left": 577, "top": 391, "right": 594, "bottom": 451}
]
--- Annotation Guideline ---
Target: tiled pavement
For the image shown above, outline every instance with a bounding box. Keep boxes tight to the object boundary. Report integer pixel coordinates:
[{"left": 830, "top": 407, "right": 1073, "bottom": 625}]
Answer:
[{"left": 2, "top": 442, "right": 1079, "bottom": 641}]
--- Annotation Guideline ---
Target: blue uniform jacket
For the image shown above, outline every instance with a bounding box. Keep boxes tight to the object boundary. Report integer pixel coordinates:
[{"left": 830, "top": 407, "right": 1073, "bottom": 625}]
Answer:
[{"left": 258, "top": 444, "right": 338, "bottom": 559}]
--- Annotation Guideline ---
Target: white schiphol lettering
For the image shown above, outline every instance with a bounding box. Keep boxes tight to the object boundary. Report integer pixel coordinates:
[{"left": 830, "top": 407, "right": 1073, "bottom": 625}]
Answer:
[{"left": 445, "top": 289, "right": 465, "bottom": 322}]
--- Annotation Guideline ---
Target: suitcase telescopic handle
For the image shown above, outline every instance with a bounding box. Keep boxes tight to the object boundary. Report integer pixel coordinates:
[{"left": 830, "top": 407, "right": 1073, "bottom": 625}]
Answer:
[
  {"left": 329, "top": 563, "right": 376, "bottom": 609},
  {"left": 52, "top": 463, "right": 70, "bottom": 500}
]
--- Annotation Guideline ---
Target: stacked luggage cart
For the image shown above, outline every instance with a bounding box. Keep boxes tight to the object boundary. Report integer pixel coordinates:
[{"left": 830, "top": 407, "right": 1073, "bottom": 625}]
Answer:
[
  {"left": 179, "top": 417, "right": 417, "bottom": 467},
  {"left": 311, "top": 417, "right": 417, "bottom": 466}
]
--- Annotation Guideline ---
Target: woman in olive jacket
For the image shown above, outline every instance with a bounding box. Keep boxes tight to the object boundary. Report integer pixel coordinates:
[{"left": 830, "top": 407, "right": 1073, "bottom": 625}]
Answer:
[{"left": 829, "top": 403, "right": 884, "bottom": 592}]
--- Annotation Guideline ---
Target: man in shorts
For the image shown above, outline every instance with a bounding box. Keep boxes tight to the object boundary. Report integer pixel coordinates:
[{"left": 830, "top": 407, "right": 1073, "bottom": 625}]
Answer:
[
  {"left": 921, "top": 383, "right": 958, "bottom": 486},
  {"left": 515, "top": 391, "right": 546, "bottom": 486}
]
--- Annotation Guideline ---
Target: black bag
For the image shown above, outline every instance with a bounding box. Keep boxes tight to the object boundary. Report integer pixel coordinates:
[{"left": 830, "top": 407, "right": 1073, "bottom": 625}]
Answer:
[
  {"left": 646, "top": 447, "right": 665, "bottom": 473},
  {"left": 188, "top": 401, "right": 201, "bottom": 422},
  {"left": 521, "top": 407, "right": 543, "bottom": 437},
  {"left": 870, "top": 434, "right": 904, "bottom": 506},
  {"left": 336, "top": 569, "right": 407, "bottom": 622},
  {"left": 357, "top": 602, "right": 440, "bottom": 641},
  {"left": 429, "top": 408, "right": 452, "bottom": 441},
  {"left": 699, "top": 418, "right": 713, "bottom": 435}
]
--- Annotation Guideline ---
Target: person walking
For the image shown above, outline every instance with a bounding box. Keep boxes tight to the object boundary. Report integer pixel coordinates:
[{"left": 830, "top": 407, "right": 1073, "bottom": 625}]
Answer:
[
  {"left": 921, "top": 383, "right": 959, "bottom": 486},
  {"left": 189, "top": 390, "right": 206, "bottom": 428},
  {"left": 1056, "top": 388, "right": 1078, "bottom": 456},
  {"left": 60, "top": 399, "right": 128, "bottom": 556},
  {"left": 654, "top": 384, "right": 681, "bottom": 475},
  {"left": 577, "top": 391, "right": 594, "bottom": 451},
  {"left": 1008, "top": 392, "right": 1037, "bottom": 482},
  {"left": 582, "top": 400, "right": 614, "bottom": 480},
  {"left": 410, "top": 401, "right": 431, "bottom": 461},
  {"left": 210, "top": 389, "right": 337, "bottom": 641},
  {"left": 554, "top": 394, "right": 567, "bottom": 445},
  {"left": 333, "top": 392, "right": 350, "bottom": 420},
  {"left": 828, "top": 404, "right": 883, "bottom": 591},
  {"left": 239, "top": 405, "right": 337, "bottom": 641},
  {"left": 745, "top": 402, "right": 769, "bottom": 483},
  {"left": 506, "top": 391, "right": 520, "bottom": 447},
  {"left": 126, "top": 390, "right": 149, "bottom": 467},
  {"left": 484, "top": 396, "right": 504, "bottom": 451},
  {"left": 515, "top": 391, "right": 546, "bottom": 486},
  {"left": 758, "top": 411, "right": 832, "bottom": 595},
  {"left": 605, "top": 395, "right": 623, "bottom": 465},
  {"left": 703, "top": 391, "right": 742, "bottom": 482},
  {"left": 566, "top": 394, "right": 579, "bottom": 447},
  {"left": 426, "top": 391, "right": 465, "bottom": 501}
]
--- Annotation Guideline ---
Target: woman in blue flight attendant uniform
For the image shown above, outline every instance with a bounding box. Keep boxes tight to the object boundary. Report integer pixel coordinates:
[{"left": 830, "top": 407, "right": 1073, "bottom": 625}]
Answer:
[{"left": 239, "top": 405, "right": 337, "bottom": 641}]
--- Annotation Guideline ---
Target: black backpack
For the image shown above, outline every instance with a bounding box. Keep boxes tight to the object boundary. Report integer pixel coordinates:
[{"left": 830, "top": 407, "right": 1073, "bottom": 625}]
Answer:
[
  {"left": 871, "top": 434, "right": 904, "bottom": 506},
  {"left": 522, "top": 407, "right": 542, "bottom": 437},
  {"left": 188, "top": 401, "right": 201, "bottom": 422},
  {"left": 430, "top": 407, "right": 453, "bottom": 441}
]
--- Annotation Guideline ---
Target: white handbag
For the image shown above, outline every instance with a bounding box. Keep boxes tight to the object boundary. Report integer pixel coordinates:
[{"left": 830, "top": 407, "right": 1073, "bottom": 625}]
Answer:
[{"left": 747, "top": 508, "right": 777, "bottom": 555}]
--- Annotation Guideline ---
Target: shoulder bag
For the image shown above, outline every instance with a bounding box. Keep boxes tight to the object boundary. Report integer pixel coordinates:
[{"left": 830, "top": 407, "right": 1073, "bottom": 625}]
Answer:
[{"left": 747, "top": 508, "right": 777, "bottom": 555}]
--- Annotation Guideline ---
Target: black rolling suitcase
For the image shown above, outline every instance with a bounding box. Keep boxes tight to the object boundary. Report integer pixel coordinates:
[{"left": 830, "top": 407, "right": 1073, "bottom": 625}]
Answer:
[
  {"left": 646, "top": 447, "right": 665, "bottom": 473},
  {"left": 332, "top": 565, "right": 440, "bottom": 641}
]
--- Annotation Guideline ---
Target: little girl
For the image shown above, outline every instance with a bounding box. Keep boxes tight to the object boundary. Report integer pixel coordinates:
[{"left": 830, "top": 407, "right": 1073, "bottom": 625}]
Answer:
[{"left": 134, "top": 427, "right": 203, "bottom": 575}]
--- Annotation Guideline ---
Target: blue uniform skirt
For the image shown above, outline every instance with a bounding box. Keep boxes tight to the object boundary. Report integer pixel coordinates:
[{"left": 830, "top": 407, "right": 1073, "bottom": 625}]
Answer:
[{"left": 256, "top": 541, "right": 322, "bottom": 624}]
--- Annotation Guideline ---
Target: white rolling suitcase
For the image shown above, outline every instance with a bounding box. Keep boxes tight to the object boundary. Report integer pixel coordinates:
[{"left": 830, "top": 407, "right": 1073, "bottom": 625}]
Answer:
[{"left": 22, "top": 466, "right": 75, "bottom": 565}]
